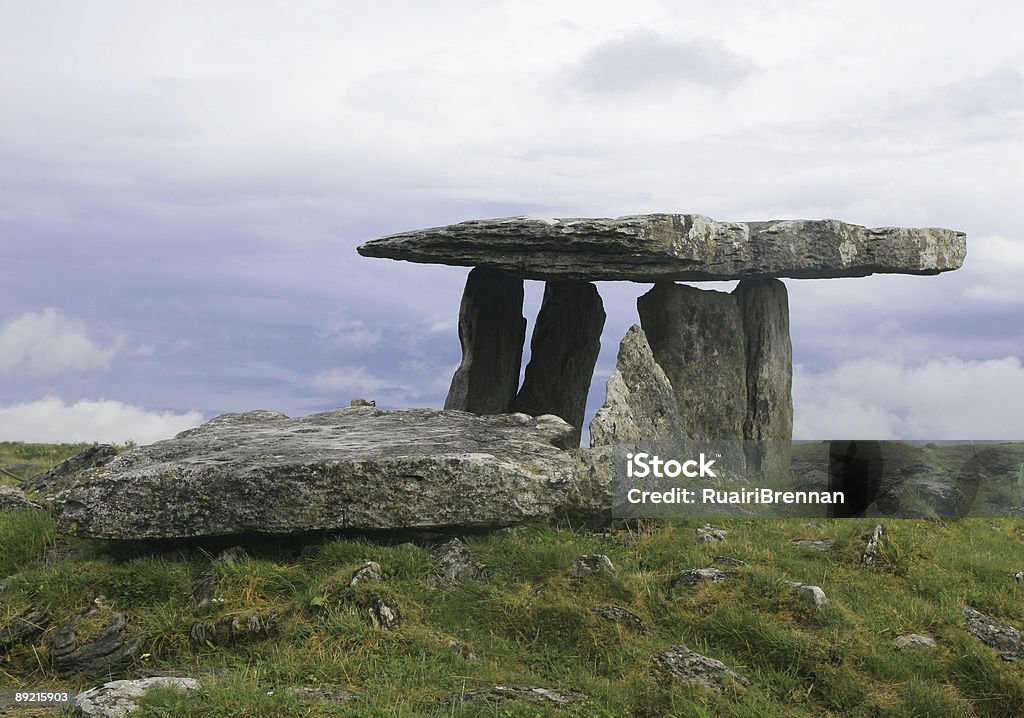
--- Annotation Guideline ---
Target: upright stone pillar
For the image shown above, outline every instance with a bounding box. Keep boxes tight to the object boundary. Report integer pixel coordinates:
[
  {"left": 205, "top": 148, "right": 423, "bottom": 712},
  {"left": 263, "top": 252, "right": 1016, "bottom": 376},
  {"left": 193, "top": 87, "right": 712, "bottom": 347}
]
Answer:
[
  {"left": 444, "top": 267, "right": 527, "bottom": 414},
  {"left": 637, "top": 282, "right": 748, "bottom": 441},
  {"left": 513, "top": 281, "right": 605, "bottom": 447},
  {"left": 734, "top": 279, "right": 793, "bottom": 476}
]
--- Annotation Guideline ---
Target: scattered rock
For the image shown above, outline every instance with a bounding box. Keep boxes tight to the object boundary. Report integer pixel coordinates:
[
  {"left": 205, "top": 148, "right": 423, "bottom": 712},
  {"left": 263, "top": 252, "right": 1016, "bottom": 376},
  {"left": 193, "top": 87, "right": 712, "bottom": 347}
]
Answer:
[
  {"left": 431, "top": 633, "right": 483, "bottom": 662},
  {"left": 513, "top": 281, "right": 605, "bottom": 447},
  {"left": 592, "top": 605, "right": 649, "bottom": 634},
  {"left": 792, "top": 539, "right": 835, "bottom": 552},
  {"left": 349, "top": 398, "right": 375, "bottom": 407},
  {"left": 23, "top": 444, "right": 118, "bottom": 496},
  {"left": 697, "top": 524, "right": 728, "bottom": 543},
  {"left": 796, "top": 585, "right": 829, "bottom": 609},
  {"left": 428, "top": 539, "right": 487, "bottom": 587},
  {"left": 358, "top": 214, "right": 966, "bottom": 282},
  {"left": 348, "top": 561, "right": 389, "bottom": 587},
  {"left": 0, "top": 606, "right": 49, "bottom": 653},
  {"left": 49, "top": 611, "right": 144, "bottom": 679},
  {"left": 651, "top": 645, "right": 750, "bottom": 691},
  {"left": 189, "top": 612, "right": 277, "bottom": 647},
  {"left": 55, "top": 408, "right": 586, "bottom": 539},
  {"left": 964, "top": 607, "right": 1024, "bottom": 661},
  {"left": 589, "top": 325, "right": 684, "bottom": 446},
  {"left": 284, "top": 685, "right": 356, "bottom": 704},
  {"left": 361, "top": 595, "right": 401, "bottom": 631},
  {"left": 443, "top": 684, "right": 584, "bottom": 706},
  {"left": 1014, "top": 571, "right": 1023, "bottom": 584},
  {"left": 443, "top": 266, "right": 527, "bottom": 415},
  {"left": 0, "top": 484, "right": 43, "bottom": 511},
  {"left": 861, "top": 524, "right": 884, "bottom": 565},
  {"left": 894, "top": 634, "right": 938, "bottom": 650},
  {"left": 73, "top": 676, "right": 199, "bottom": 718},
  {"left": 712, "top": 556, "right": 749, "bottom": 567},
  {"left": 569, "top": 554, "right": 615, "bottom": 577},
  {"left": 671, "top": 568, "right": 732, "bottom": 594}
]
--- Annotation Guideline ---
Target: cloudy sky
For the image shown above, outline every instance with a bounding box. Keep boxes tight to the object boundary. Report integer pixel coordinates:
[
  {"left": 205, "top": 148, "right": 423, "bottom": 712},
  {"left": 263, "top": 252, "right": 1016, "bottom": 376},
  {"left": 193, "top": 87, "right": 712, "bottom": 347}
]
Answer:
[{"left": 1, "top": 0, "right": 1021, "bottom": 444}]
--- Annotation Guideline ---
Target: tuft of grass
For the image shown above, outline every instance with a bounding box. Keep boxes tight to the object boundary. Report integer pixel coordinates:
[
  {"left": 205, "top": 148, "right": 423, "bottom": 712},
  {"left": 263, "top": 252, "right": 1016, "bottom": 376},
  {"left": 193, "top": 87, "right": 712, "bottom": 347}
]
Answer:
[{"left": 0, "top": 509, "right": 55, "bottom": 576}]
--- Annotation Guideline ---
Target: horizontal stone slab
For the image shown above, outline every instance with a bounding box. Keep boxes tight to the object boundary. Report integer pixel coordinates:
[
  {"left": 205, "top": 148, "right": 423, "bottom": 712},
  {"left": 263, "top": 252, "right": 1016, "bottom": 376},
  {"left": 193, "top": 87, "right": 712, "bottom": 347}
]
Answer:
[
  {"left": 54, "top": 407, "right": 588, "bottom": 540},
  {"left": 358, "top": 214, "right": 966, "bottom": 281}
]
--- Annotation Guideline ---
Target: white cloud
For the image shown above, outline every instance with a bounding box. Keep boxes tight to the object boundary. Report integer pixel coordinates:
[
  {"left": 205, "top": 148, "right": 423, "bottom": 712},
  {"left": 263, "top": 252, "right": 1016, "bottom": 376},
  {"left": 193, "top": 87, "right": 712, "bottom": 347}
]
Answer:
[
  {"left": 0, "top": 396, "right": 203, "bottom": 444},
  {"left": 794, "top": 356, "right": 1024, "bottom": 440},
  {"left": 309, "top": 366, "right": 406, "bottom": 396},
  {"left": 0, "top": 309, "right": 121, "bottom": 376},
  {"left": 316, "top": 319, "right": 382, "bottom": 351}
]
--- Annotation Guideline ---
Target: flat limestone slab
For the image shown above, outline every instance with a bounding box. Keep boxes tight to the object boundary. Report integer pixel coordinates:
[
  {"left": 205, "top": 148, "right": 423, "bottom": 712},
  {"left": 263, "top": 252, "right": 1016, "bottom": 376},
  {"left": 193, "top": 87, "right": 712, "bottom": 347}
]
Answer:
[
  {"left": 358, "top": 214, "right": 966, "bottom": 282},
  {"left": 54, "top": 407, "right": 585, "bottom": 539}
]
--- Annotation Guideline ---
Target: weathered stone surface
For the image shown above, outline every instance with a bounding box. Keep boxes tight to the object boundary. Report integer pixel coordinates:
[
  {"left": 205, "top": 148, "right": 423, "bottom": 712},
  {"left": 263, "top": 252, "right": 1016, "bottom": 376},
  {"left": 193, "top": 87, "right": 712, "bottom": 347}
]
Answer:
[
  {"left": 74, "top": 677, "right": 199, "bottom": 718},
  {"left": 592, "top": 605, "right": 649, "bottom": 634},
  {"left": 445, "top": 267, "right": 527, "bottom": 415},
  {"left": 443, "top": 685, "right": 584, "bottom": 706},
  {"left": 590, "top": 325, "right": 685, "bottom": 447},
  {"left": 361, "top": 595, "right": 401, "bottom": 630},
  {"left": 349, "top": 561, "right": 389, "bottom": 587},
  {"left": 735, "top": 278, "right": 793, "bottom": 475},
  {"left": 712, "top": 556, "right": 749, "bottom": 566},
  {"left": 49, "top": 612, "right": 143, "bottom": 679},
  {"left": 894, "top": 633, "right": 938, "bottom": 650},
  {"left": 0, "top": 484, "right": 42, "bottom": 511},
  {"left": 569, "top": 554, "right": 615, "bottom": 577},
  {"left": 638, "top": 283, "right": 747, "bottom": 441},
  {"left": 792, "top": 539, "right": 835, "bottom": 552},
  {"left": 358, "top": 214, "right": 966, "bottom": 282},
  {"left": 22, "top": 444, "right": 117, "bottom": 495},
  {"left": 189, "top": 612, "right": 277, "bottom": 647},
  {"left": 697, "top": 524, "right": 728, "bottom": 543},
  {"left": 796, "top": 584, "right": 829, "bottom": 609},
  {"left": 513, "top": 281, "right": 605, "bottom": 447},
  {"left": 651, "top": 645, "right": 750, "bottom": 691},
  {"left": 55, "top": 407, "right": 585, "bottom": 539},
  {"left": 964, "top": 607, "right": 1024, "bottom": 661},
  {"left": 878, "top": 479, "right": 967, "bottom": 519},
  {"left": 671, "top": 568, "right": 732, "bottom": 594},
  {"left": 0, "top": 606, "right": 49, "bottom": 653},
  {"left": 428, "top": 538, "right": 487, "bottom": 587},
  {"left": 861, "top": 524, "right": 884, "bottom": 565}
]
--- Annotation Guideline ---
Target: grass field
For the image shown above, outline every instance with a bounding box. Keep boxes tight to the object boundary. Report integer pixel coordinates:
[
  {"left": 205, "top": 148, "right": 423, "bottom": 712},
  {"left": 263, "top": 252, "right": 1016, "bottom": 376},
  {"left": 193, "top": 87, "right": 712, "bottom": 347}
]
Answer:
[{"left": 3, "top": 443, "right": 1024, "bottom": 716}]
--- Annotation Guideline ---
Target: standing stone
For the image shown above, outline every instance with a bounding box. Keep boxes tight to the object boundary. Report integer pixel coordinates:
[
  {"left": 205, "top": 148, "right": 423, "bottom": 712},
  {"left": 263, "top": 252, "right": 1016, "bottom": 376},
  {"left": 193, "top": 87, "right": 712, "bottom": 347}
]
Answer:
[
  {"left": 637, "top": 283, "right": 747, "bottom": 441},
  {"left": 590, "top": 325, "right": 685, "bottom": 447},
  {"left": 445, "top": 267, "right": 527, "bottom": 414},
  {"left": 513, "top": 281, "right": 605, "bottom": 446},
  {"left": 734, "top": 278, "right": 793, "bottom": 476}
]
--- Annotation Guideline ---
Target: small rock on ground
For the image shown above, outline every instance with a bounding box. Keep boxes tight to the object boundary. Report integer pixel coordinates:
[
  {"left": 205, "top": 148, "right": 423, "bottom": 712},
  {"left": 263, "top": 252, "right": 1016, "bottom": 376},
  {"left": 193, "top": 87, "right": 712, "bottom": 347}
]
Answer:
[
  {"left": 348, "top": 561, "right": 389, "bottom": 587},
  {"left": 651, "top": 645, "right": 750, "bottom": 691},
  {"left": 894, "top": 634, "right": 938, "bottom": 650},
  {"left": 49, "top": 611, "right": 143, "bottom": 679},
  {"left": 428, "top": 539, "right": 487, "bottom": 587},
  {"left": 671, "top": 568, "right": 732, "bottom": 594},
  {"left": 592, "top": 605, "right": 649, "bottom": 634},
  {"left": 697, "top": 524, "right": 727, "bottom": 543},
  {"left": 443, "top": 685, "right": 584, "bottom": 706},
  {"left": 964, "top": 607, "right": 1024, "bottom": 661},
  {"left": 569, "top": 554, "right": 615, "bottom": 577},
  {"left": 796, "top": 585, "right": 829, "bottom": 609},
  {"left": 73, "top": 677, "right": 199, "bottom": 718},
  {"left": 791, "top": 539, "right": 835, "bottom": 552}
]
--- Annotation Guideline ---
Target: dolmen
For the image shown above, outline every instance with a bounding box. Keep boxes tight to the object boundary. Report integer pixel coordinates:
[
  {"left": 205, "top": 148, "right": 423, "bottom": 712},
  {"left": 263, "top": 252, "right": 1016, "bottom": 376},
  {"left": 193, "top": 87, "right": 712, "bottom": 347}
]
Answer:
[
  {"left": 53, "top": 214, "right": 965, "bottom": 540},
  {"left": 359, "top": 214, "right": 966, "bottom": 453}
]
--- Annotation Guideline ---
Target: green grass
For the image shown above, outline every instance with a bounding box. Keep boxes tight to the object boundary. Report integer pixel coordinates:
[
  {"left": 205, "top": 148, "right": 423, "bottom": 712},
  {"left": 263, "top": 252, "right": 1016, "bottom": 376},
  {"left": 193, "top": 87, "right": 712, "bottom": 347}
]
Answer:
[{"left": 4, "top": 449, "right": 1024, "bottom": 716}]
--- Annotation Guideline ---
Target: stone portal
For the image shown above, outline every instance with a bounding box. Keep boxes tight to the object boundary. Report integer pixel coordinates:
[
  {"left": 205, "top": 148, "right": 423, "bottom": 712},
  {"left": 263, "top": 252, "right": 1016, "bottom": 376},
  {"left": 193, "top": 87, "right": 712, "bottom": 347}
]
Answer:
[{"left": 359, "top": 213, "right": 966, "bottom": 452}]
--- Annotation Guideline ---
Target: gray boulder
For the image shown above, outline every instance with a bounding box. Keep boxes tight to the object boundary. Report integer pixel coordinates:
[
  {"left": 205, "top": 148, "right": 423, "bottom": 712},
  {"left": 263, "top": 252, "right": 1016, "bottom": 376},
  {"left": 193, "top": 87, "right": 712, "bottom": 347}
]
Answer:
[
  {"left": 55, "top": 407, "right": 588, "bottom": 540},
  {"left": 73, "top": 676, "right": 199, "bottom": 718},
  {"left": 0, "top": 484, "right": 42, "bottom": 511},
  {"left": 894, "top": 633, "right": 938, "bottom": 650},
  {"left": 590, "top": 325, "right": 684, "bottom": 446},
  {"left": 592, "top": 605, "right": 649, "bottom": 634},
  {"left": 428, "top": 538, "right": 487, "bottom": 587},
  {"left": 0, "top": 606, "right": 49, "bottom": 653},
  {"left": 358, "top": 214, "right": 966, "bottom": 282},
  {"left": 964, "top": 607, "right": 1024, "bottom": 661},
  {"left": 651, "top": 645, "right": 750, "bottom": 691},
  {"left": 569, "top": 554, "right": 615, "bottom": 577}
]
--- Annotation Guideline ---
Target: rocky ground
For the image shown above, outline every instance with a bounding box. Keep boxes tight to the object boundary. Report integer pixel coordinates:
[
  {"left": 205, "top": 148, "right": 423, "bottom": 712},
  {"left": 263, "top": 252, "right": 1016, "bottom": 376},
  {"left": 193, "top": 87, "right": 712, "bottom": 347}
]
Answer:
[{"left": 3, "top": 442, "right": 1024, "bottom": 717}]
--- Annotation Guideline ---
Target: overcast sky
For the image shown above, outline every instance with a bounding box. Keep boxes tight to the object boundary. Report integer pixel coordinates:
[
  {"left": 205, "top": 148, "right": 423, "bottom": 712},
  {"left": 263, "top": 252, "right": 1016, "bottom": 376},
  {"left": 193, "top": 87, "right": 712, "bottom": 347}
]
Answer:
[{"left": 1, "top": 1, "right": 1021, "bottom": 444}]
